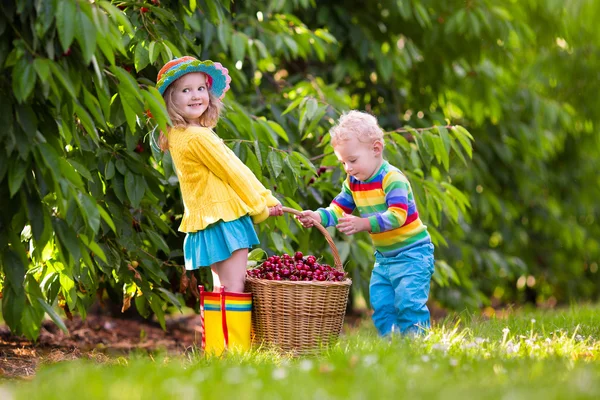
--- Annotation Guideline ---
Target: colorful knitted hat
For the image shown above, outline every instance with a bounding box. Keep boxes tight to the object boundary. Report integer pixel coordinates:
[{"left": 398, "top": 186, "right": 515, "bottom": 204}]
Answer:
[{"left": 156, "top": 56, "right": 231, "bottom": 99}]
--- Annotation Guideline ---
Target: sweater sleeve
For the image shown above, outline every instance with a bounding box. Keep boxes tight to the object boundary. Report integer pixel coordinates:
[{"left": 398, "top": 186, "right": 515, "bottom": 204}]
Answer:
[
  {"left": 187, "top": 127, "right": 280, "bottom": 224},
  {"left": 317, "top": 177, "right": 356, "bottom": 227},
  {"left": 367, "top": 171, "right": 409, "bottom": 234}
]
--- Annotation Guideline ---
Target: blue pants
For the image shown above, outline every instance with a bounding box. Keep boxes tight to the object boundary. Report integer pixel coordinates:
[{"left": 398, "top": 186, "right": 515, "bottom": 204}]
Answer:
[{"left": 369, "top": 243, "right": 435, "bottom": 336}]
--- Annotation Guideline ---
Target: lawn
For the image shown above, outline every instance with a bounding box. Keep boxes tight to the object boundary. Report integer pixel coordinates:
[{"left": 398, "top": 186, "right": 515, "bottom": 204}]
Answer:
[{"left": 3, "top": 305, "right": 600, "bottom": 400}]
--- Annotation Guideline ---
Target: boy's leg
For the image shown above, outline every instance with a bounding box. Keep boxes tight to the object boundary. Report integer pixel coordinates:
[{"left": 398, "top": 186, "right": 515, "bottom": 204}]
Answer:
[
  {"left": 369, "top": 257, "right": 397, "bottom": 336},
  {"left": 389, "top": 244, "right": 435, "bottom": 335}
]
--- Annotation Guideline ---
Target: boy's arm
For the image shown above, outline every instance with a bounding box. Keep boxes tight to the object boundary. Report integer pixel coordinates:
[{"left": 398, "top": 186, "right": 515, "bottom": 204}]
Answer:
[
  {"left": 317, "top": 178, "right": 356, "bottom": 227},
  {"left": 366, "top": 171, "right": 410, "bottom": 234}
]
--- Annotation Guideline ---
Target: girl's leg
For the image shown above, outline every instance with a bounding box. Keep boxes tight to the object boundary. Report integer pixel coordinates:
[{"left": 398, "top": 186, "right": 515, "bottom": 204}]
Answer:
[{"left": 210, "top": 248, "right": 249, "bottom": 293}]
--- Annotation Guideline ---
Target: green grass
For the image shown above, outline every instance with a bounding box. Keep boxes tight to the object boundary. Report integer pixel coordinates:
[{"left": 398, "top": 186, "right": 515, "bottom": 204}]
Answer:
[{"left": 4, "top": 305, "right": 600, "bottom": 399}]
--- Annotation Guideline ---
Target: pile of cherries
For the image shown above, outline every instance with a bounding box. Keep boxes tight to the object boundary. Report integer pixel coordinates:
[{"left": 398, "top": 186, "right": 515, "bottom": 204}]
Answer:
[{"left": 247, "top": 252, "right": 347, "bottom": 282}]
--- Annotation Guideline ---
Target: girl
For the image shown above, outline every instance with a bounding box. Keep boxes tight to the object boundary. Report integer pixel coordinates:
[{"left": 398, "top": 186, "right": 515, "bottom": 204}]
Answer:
[{"left": 156, "top": 56, "right": 283, "bottom": 293}]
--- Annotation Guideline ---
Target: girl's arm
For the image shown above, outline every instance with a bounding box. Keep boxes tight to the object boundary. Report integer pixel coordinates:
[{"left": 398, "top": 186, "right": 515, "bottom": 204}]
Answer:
[{"left": 188, "top": 127, "right": 279, "bottom": 223}]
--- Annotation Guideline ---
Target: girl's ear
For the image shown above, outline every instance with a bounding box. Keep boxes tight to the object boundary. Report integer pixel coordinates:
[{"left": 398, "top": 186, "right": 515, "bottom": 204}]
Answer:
[{"left": 373, "top": 139, "right": 384, "bottom": 156}]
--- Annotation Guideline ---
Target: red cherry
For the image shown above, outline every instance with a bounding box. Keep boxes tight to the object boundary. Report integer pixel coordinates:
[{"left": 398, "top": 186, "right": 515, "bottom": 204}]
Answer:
[
  {"left": 294, "top": 251, "right": 303, "bottom": 261},
  {"left": 140, "top": 7, "right": 149, "bottom": 13}
]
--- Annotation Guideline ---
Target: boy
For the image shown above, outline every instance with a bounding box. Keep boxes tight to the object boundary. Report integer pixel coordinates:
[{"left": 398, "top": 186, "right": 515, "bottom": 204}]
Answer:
[{"left": 297, "top": 111, "right": 435, "bottom": 335}]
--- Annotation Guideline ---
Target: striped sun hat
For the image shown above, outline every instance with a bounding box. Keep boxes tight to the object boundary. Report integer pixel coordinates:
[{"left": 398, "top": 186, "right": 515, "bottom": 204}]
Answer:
[{"left": 156, "top": 56, "right": 232, "bottom": 99}]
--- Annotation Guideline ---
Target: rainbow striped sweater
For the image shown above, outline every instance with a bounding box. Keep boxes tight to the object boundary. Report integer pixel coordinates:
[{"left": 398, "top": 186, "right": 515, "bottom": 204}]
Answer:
[{"left": 317, "top": 161, "right": 431, "bottom": 257}]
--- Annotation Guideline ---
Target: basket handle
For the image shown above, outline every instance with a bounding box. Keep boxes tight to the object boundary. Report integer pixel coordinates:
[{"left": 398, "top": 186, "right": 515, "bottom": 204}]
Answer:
[{"left": 281, "top": 206, "right": 344, "bottom": 272}]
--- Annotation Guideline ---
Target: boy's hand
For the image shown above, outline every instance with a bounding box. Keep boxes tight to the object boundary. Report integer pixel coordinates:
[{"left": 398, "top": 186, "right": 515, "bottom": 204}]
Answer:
[
  {"left": 337, "top": 214, "right": 371, "bottom": 235},
  {"left": 296, "top": 210, "right": 321, "bottom": 228},
  {"left": 269, "top": 204, "right": 284, "bottom": 217}
]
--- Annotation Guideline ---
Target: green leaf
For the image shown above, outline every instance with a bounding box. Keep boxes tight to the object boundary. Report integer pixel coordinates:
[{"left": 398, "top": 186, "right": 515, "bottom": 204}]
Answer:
[
  {"left": 67, "top": 159, "right": 93, "bottom": 181},
  {"left": 25, "top": 192, "right": 45, "bottom": 242},
  {"left": 12, "top": 57, "right": 37, "bottom": 103},
  {"left": 292, "top": 152, "right": 317, "bottom": 174},
  {"left": 148, "top": 41, "right": 160, "bottom": 64},
  {"left": 8, "top": 161, "right": 27, "bottom": 197},
  {"left": 97, "top": 204, "right": 117, "bottom": 233},
  {"left": 119, "top": 90, "right": 139, "bottom": 132},
  {"left": 59, "top": 158, "right": 83, "bottom": 187},
  {"left": 413, "top": 2, "right": 432, "bottom": 28},
  {"left": 125, "top": 171, "right": 145, "bottom": 207},
  {"left": 76, "top": 192, "right": 101, "bottom": 234},
  {"left": 80, "top": 234, "right": 108, "bottom": 263},
  {"left": 49, "top": 62, "right": 76, "bottom": 98},
  {"left": 282, "top": 96, "right": 305, "bottom": 115},
  {"left": 253, "top": 140, "right": 263, "bottom": 166},
  {"left": 305, "top": 98, "right": 318, "bottom": 120},
  {"left": 110, "top": 66, "right": 143, "bottom": 102},
  {"left": 2, "top": 286, "right": 25, "bottom": 333},
  {"left": 397, "top": 0, "right": 412, "bottom": 19},
  {"left": 142, "top": 89, "right": 169, "bottom": 133},
  {"left": 146, "top": 230, "right": 170, "bottom": 254},
  {"left": 56, "top": 0, "right": 76, "bottom": 52},
  {"left": 267, "top": 151, "right": 284, "bottom": 178},
  {"left": 96, "top": 34, "right": 115, "bottom": 65},
  {"left": 231, "top": 31, "right": 247, "bottom": 62},
  {"left": 98, "top": 1, "right": 133, "bottom": 33},
  {"left": 83, "top": 87, "right": 108, "bottom": 130},
  {"left": 452, "top": 126, "right": 474, "bottom": 158},
  {"left": 134, "top": 42, "right": 150, "bottom": 72},
  {"left": 53, "top": 218, "right": 82, "bottom": 264},
  {"left": 248, "top": 248, "right": 266, "bottom": 262},
  {"left": 3, "top": 249, "right": 26, "bottom": 288},
  {"left": 269, "top": 231, "right": 284, "bottom": 252},
  {"left": 266, "top": 121, "right": 289, "bottom": 143},
  {"left": 158, "top": 288, "right": 182, "bottom": 312},
  {"left": 104, "top": 160, "right": 115, "bottom": 180},
  {"left": 36, "top": 298, "right": 69, "bottom": 334},
  {"left": 33, "top": 58, "right": 51, "bottom": 81},
  {"left": 148, "top": 293, "right": 166, "bottom": 330},
  {"left": 75, "top": 10, "right": 97, "bottom": 64}
]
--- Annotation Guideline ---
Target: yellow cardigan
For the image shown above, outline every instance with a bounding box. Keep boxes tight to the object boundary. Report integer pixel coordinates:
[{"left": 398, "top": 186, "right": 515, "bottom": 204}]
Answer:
[{"left": 168, "top": 126, "right": 280, "bottom": 232}]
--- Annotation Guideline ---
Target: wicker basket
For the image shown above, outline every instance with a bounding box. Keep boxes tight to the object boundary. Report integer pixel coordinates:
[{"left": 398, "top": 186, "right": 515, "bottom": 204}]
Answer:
[{"left": 246, "top": 207, "right": 352, "bottom": 355}]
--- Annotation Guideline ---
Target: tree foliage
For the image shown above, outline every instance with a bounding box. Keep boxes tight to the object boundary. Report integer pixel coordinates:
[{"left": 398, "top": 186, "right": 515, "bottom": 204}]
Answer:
[{"left": 0, "top": 0, "right": 597, "bottom": 339}]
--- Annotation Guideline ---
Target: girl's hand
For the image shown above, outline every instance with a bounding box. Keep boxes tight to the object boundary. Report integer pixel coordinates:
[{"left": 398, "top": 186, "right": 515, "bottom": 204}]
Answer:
[
  {"left": 296, "top": 210, "right": 321, "bottom": 228},
  {"left": 337, "top": 214, "right": 370, "bottom": 236},
  {"left": 269, "top": 204, "right": 284, "bottom": 217}
]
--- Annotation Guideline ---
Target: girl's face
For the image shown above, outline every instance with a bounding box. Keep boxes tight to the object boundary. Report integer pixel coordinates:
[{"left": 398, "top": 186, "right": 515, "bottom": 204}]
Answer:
[
  {"left": 171, "top": 72, "right": 210, "bottom": 123},
  {"left": 333, "top": 136, "right": 383, "bottom": 181}
]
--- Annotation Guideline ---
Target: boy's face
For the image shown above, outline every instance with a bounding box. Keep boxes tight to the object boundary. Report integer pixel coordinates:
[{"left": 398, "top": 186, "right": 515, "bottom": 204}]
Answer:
[
  {"left": 171, "top": 72, "right": 210, "bottom": 123},
  {"left": 333, "top": 136, "right": 383, "bottom": 181}
]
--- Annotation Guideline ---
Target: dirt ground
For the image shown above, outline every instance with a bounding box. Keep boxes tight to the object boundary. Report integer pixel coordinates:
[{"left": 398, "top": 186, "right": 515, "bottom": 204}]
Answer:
[{"left": 0, "top": 312, "right": 208, "bottom": 380}]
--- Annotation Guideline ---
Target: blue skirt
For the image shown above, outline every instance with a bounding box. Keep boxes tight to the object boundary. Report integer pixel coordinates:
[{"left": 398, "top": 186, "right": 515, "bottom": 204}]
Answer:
[{"left": 184, "top": 215, "right": 259, "bottom": 270}]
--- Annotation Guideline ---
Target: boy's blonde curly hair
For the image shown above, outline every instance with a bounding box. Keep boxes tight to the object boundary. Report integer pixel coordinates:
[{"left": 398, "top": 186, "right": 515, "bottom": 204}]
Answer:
[{"left": 330, "top": 110, "right": 385, "bottom": 147}]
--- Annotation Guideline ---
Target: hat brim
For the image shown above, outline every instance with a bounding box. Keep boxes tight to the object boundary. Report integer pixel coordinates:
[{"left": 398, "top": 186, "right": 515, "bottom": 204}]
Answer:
[{"left": 157, "top": 60, "right": 231, "bottom": 99}]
